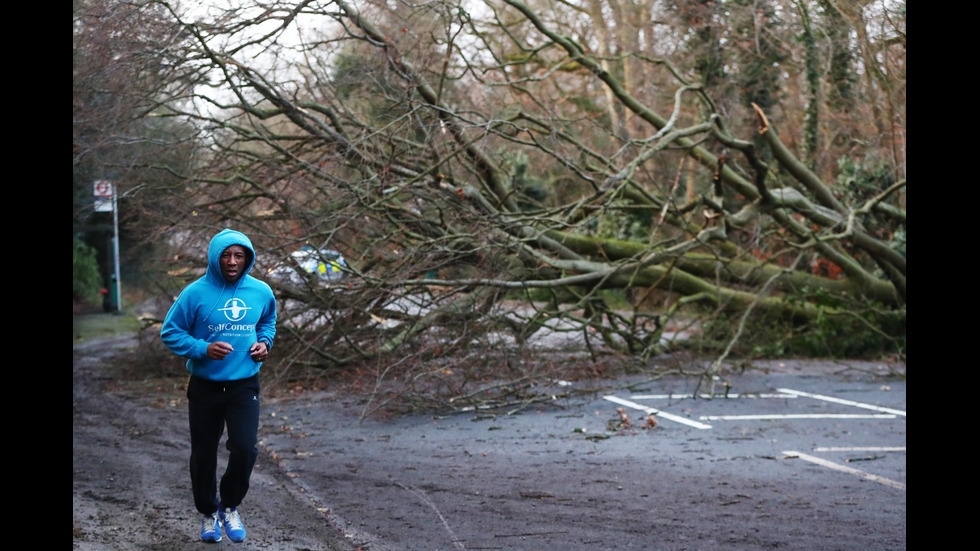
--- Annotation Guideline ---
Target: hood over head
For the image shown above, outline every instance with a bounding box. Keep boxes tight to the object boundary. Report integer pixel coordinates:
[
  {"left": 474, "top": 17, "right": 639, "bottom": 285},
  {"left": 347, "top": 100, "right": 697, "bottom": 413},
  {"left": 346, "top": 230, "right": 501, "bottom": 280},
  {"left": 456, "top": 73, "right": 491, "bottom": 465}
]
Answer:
[{"left": 206, "top": 229, "right": 256, "bottom": 285}]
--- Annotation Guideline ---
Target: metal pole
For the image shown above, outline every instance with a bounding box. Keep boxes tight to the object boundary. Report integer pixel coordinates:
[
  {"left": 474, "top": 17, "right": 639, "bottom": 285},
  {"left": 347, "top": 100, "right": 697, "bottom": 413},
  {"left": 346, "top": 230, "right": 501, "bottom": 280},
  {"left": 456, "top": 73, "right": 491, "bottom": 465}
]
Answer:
[{"left": 112, "top": 185, "right": 122, "bottom": 312}]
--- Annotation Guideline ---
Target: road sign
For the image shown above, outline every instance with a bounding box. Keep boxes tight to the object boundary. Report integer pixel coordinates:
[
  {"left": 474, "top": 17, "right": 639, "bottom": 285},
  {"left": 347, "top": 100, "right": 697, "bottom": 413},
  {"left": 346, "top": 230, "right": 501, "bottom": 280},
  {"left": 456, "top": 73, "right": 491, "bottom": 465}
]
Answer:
[{"left": 94, "top": 180, "right": 113, "bottom": 212}]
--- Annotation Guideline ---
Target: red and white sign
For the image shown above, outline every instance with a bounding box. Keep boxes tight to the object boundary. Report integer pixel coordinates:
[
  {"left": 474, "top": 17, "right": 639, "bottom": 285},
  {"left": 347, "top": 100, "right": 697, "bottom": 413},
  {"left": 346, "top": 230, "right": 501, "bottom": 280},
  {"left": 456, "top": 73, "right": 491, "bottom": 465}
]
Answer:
[{"left": 94, "top": 180, "right": 113, "bottom": 212}]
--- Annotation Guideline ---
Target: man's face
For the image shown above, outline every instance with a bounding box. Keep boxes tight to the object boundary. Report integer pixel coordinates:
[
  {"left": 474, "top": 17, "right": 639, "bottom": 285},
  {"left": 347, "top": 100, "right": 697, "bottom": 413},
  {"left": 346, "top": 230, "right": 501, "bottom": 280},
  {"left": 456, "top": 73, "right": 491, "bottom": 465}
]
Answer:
[{"left": 220, "top": 245, "right": 248, "bottom": 283}]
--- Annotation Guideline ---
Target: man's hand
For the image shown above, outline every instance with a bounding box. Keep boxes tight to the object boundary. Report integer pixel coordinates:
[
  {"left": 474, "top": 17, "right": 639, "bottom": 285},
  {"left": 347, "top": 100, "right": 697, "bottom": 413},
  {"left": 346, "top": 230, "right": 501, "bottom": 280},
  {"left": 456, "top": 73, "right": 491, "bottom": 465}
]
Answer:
[
  {"left": 207, "top": 341, "right": 234, "bottom": 360},
  {"left": 249, "top": 341, "right": 269, "bottom": 362}
]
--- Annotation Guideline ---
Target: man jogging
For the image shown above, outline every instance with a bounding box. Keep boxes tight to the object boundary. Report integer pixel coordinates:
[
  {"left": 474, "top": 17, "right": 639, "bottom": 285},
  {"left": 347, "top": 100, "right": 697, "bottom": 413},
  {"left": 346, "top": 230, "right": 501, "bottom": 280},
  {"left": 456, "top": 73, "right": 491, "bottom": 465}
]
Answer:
[{"left": 161, "top": 229, "right": 277, "bottom": 543}]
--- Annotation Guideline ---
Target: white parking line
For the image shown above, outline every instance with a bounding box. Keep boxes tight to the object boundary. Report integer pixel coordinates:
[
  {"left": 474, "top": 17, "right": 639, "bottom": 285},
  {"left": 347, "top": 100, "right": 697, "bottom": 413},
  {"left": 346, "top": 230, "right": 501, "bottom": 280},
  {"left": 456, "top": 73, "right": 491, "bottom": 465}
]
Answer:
[
  {"left": 814, "top": 446, "right": 906, "bottom": 452},
  {"left": 702, "top": 413, "right": 896, "bottom": 421},
  {"left": 776, "top": 388, "right": 906, "bottom": 416},
  {"left": 603, "top": 395, "right": 712, "bottom": 429},
  {"left": 783, "top": 450, "right": 906, "bottom": 491},
  {"left": 606, "top": 388, "right": 904, "bottom": 429},
  {"left": 630, "top": 393, "right": 796, "bottom": 400}
]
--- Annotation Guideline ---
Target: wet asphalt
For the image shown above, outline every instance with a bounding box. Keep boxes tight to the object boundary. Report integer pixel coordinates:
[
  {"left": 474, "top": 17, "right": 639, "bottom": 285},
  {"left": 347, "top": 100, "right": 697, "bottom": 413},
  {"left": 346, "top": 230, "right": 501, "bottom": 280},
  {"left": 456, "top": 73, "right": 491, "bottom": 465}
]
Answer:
[{"left": 259, "top": 362, "right": 906, "bottom": 550}]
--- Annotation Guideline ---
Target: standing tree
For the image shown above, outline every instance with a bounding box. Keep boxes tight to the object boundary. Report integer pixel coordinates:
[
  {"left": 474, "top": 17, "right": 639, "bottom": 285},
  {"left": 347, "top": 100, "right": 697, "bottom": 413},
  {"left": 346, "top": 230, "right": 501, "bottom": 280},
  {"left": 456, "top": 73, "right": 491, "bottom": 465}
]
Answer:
[{"left": 74, "top": 0, "right": 202, "bottom": 288}]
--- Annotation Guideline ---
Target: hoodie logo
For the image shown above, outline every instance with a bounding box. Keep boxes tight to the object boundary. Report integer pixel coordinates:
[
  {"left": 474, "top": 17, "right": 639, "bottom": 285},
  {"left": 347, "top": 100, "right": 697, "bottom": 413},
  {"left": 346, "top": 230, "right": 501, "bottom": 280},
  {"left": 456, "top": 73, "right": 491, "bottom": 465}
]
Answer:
[{"left": 220, "top": 298, "right": 252, "bottom": 322}]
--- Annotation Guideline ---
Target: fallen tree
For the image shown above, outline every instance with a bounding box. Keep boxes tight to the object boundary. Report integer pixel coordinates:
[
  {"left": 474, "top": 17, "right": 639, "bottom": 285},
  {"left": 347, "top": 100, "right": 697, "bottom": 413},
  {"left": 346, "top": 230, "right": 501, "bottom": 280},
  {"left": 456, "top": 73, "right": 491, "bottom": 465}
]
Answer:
[{"left": 138, "top": 0, "right": 905, "bottom": 399}]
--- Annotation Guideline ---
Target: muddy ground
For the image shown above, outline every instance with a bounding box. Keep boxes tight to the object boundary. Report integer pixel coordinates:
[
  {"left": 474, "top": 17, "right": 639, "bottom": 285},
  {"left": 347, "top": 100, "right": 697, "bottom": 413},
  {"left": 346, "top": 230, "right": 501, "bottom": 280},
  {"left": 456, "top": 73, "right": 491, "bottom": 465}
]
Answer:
[{"left": 73, "top": 326, "right": 905, "bottom": 551}]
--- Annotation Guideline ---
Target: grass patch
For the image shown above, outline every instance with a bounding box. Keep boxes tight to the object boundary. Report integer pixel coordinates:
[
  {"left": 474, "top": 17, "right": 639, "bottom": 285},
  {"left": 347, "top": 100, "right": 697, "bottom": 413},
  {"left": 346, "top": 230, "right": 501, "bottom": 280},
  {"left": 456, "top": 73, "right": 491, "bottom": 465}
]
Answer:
[{"left": 73, "top": 311, "right": 143, "bottom": 344}]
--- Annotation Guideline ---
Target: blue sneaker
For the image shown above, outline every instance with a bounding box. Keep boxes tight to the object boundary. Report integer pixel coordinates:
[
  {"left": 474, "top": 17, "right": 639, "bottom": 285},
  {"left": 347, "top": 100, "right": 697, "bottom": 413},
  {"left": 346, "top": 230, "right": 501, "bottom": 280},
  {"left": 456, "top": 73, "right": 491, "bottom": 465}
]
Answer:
[
  {"left": 219, "top": 506, "right": 246, "bottom": 542},
  {"left": 201, "top": 512, "right": 222, "bottom": 543}
]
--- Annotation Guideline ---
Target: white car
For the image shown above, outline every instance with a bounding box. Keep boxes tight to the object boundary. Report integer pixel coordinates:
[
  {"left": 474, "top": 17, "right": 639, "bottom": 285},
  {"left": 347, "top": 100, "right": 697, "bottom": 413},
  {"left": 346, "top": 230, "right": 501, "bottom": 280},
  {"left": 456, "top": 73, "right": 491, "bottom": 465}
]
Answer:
[{"left": 268, "top": 247, "right": 347, "bottom": 284}]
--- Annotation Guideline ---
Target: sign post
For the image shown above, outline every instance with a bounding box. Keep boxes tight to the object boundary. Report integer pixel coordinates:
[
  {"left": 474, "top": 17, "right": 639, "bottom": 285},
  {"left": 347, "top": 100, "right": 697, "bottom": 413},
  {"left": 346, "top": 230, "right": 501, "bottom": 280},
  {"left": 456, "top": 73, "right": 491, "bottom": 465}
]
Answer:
[{"left": 93, "top": 180, "right": 121, "bottom": 312}]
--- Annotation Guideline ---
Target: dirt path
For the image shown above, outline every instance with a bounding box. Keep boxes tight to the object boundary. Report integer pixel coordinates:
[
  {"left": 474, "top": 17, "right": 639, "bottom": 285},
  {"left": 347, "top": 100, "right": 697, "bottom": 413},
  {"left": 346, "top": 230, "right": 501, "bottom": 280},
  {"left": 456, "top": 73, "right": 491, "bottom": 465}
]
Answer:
[{"left": 73, "top": 334, "right": 358, "bottom": 551}]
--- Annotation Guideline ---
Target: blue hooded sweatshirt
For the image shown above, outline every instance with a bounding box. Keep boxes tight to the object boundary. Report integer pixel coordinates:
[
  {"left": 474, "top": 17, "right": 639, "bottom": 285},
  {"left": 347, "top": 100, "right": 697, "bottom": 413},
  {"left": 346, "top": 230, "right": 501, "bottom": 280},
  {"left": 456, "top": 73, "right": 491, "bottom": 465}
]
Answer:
[{"left": 161, "top": 229, "right": 277, "bottom": 381}]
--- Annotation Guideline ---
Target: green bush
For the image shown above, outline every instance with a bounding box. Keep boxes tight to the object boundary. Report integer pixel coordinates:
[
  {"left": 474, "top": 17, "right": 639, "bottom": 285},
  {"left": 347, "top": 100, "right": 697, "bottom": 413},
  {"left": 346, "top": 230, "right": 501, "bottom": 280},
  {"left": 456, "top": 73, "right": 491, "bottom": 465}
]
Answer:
[{"left": 73, "top": 237, "right": 102, "bottom": 303}]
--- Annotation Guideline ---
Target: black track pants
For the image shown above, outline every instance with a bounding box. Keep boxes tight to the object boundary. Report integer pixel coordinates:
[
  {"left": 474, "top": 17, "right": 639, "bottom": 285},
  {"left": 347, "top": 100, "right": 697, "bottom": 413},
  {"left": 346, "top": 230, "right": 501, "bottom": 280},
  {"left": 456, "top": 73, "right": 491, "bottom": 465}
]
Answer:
[{"left": 186, "top": 374, "right": 260, "bottom": 515}]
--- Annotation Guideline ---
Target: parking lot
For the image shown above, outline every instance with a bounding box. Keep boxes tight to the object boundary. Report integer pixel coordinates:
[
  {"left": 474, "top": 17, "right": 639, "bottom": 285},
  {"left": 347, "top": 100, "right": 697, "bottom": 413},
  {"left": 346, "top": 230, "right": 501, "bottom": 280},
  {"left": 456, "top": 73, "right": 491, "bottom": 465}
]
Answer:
[
  {"left": 603, "top": 381, "right": 906, "bottom": 491},
  {"left": 261, "top": 365, "right": 906, "bottom": 550}
]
